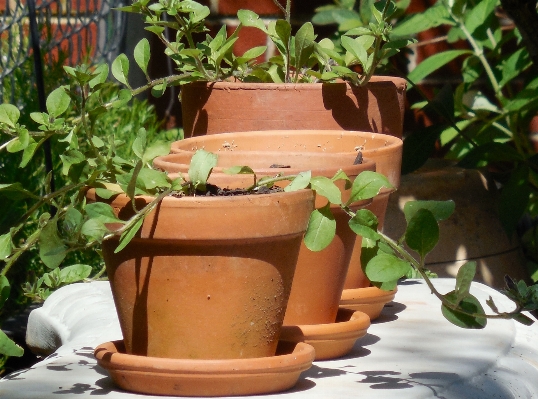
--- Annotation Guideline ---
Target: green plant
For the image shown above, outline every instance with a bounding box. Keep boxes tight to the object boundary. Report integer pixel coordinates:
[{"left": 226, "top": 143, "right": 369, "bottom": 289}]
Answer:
[
  {"left": 112, "top": 0, "right": 413, "bottom": 93},
  {"left": 391, "top": 0, "right": 538, "bottom": 240}
]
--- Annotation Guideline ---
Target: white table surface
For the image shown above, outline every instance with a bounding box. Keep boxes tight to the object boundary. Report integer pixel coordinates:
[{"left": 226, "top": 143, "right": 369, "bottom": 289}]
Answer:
[{"left": 1, "top": 278, "right": 537, "bottom": 398}]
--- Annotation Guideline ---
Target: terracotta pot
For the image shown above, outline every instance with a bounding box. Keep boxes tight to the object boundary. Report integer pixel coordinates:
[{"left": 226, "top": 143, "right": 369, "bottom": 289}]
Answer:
[
  {"left": 181, "top": 77, "right": 407, "bottom": 139},
  {"left": 154, "top": 144, "right": 376, "bottom": 326},
  {"left": 87, "top": 188, "right": 314, "bottom": 360},
  {"left": 383, "top": 159, "right": 529, "bottom": 288},
  {"left": 169, "top": 130, "right": 403, "bottom": 290}
]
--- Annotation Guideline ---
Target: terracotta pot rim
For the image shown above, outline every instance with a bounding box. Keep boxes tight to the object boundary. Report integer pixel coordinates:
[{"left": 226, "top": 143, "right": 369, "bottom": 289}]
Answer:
[
  {"left": 171, "top": 130, "right": 403, "bottom": 154},
  {"left": 281, "top": 308, "right": 370, "bottom": 337},
  {"left": 154, "top": 153, "right": 376, "bottom": 177},
  {"left": 340, "top": 286, "right": 398, "bottom": 303},
  {"left": 95, "top": 340, "right": 315, "bottom": 372},
  {"left": 87, "top": 187, "right": 313, "bottom": 207},
  {"left": 184, "top": 76, "right": 407, "bottom": 90}
]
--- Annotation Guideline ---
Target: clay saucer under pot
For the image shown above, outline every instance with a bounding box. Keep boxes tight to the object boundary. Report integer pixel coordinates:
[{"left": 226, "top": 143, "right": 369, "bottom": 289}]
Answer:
[
  {"left": 94, "top": 340, "right": 315, "bottom": 397},
  {"left": 339, "top": 286, "right": 397, "bottom": 320},
  {"left": 280, "top": 308, "right": 370, "bottom": 360}
]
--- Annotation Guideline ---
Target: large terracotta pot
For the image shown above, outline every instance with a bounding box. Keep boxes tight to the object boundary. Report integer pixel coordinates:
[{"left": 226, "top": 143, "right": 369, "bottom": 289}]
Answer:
[
  {"left": 181, "top": 77, "right": 407, "bottom": 138},
  {"left": 169, "top": 130, "right": 403, "bottom": 290},
  {"left": 154, "top": 145, "right": 376, "bottom": 326},
  {"left": 87, "top": 188, "right": 314, "bottom": 360}
]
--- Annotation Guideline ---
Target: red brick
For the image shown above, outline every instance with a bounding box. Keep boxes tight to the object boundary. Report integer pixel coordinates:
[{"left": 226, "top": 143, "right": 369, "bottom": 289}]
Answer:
[
  {"left": 42, "top": 21, "right": 99, "bottom": 64},
  {"left": 217, "top": 0, "right": 285, "bottom": 16},
  {"left": 0, "top": 0, "right": 8, "bottom": 12},
  {"left": 19, "top": 0, "right": 102, "bottom": 16}
]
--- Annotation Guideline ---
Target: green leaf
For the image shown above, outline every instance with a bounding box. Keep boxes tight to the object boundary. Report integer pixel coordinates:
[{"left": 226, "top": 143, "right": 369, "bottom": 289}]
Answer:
[
  {"left": 310, "top": 176, "right": 342, "bottom": 204},
  {"left": 18, "top": 141, "right": 38, "bottom": 166},
  {"left": 403, "top": 200, "right": 455, "bottom": 223},
  {"left": 463, "top": 0, "right": 497, "bottom": 35},
  {"left": 222, "top": 165, "right": 255, "bottom": 175},
  {"left": 85, "top": 202, "right": 122, "bottom": 223},
  {"left": 407, "top": 50, "right": 471, "bottom": 84},
  {"left": 0, "top": 276, "right": 10, "bottom": 308},
  {"left": 144, "top": 141, "right": 171, "bottom": 164},
  {"left": 82, "top": 219, "right": 110, "bottom": 241},
  {"left": 59, "top": 149, "right": 85, "bottom": 176},
  {"left": 304, "top": 204, "right": 336, "bottom": 251},
  {"left": 341, "top": 35, "right": 368, "bottom": 66},
  {"left": 441, "top": 291, "right": 487, "bottom": 329},
  {"left": 294, "top": 22, "right": 316, "bottom": 70},
  {"left": 59, "top": 264, "right": 93, "bottom": 284},
  {"left": 391, "top": 3, "right": 452, "bottom": 37},
  {"left": 348, "top": 209, "right": 380, "bottom": 240},
  {"left": 89, "top": 64, "right": 109, "bottom": 88},
  {"left": 236, "top": 46, "right": 267, "bottom": 64},
  {"left": 0, "top": 329, "right": 23, "bottom": 357},
  {"left": 94, "top": 187, "right": 121, "bottom": 199},
  {"left": 0, "top": 232, "right": 12, "bottom": 260},
  {"left": 0, "top": 104, "right": 20, "bottom": 127},
  {"left": 132, "top": 128, "right": 147, "bottom": 160},
  {"left": 401, "top": 124, "right": 446, "bottom": 174},
  {"left": 348, "top": 171, "right": 392, "bottom": 204},
  {"left": 511, "top": 313, "right": 535, "bottom": 326},
  {"left": 285, "top": 171, "right": 312, "bottom": 192},
  {"left": 0, "top": 183, "right": 35, "bottom": 200},
  {"left": 112, "top": 54, "right": 131, "bottom": 88},
  {"left": 46, "top": 87, "right": 71, "bottom": 118},
  {"left": 457, "top": 142, "right": 523, "bottom": 168},
  {"left": 137, "top": 168, "right": 171, "bottom": 191},
  {"left": 134, "top": 38, "right": 151, "bottom": 76},
  {"left": 39, "top": 219, "right": 67, "bottom": 269},
  {"left": 188, "top": 149, "right": 218, "bottom": 190},
  {"left": 237, "top": 9, "right": 267, "bottom": 32},
  {"left": 455, "top": 261, "right": 477, "bottom": 302},
  {"left": 274, "top": 19, "right": 292, "bottom": 51},
  {"left": 115, "top": 217, "right": 144, "bottom": 253},
  {"left": 405, "top": 208, "right": 439, "bottom": 258},
  {"left": 364, "top": 252, "right": 411, "bottom": 283}
]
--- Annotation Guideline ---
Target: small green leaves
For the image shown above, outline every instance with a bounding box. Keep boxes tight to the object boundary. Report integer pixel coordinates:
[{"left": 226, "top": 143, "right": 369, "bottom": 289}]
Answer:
[
  {"left": 112, "top": 53, "right": 131, "bottom": 88},
  {"left": 188, "top": 149, "right": 218, "bottom": 191},
  {"left": 285, "top": 171, "right": 312, "bottom": 192},
  {"left": 310, "top": 176, "right": 342, "bottom": 204},
  {"left": 441, "top": 291, "right": 487, "bottom": 329},
  {"left": 39, "top": 217, "right": 67, "bottom": 269},
  {"left": 348, "top": 209, "right": 380, "bottom": 241},
  {"left": 237, "top": 10, "right": 267, "bottom": 32},
  {"left": 304, "top": 204, "right": 336, "bottom": 251},
  {"left": 134, "top": 38, "right": 151, "bottom": 78},
  {"left": 405, "top": 208, "right": 439, "bottom": 259},
  {"left": 0, "top": 329, "right": 24, "bottom": 357},
  {"left": 403, "top": 200, "right": 455, "bottom": 223},
  {"left": 294, "top": 22, "right": 316, "bottom": 71},
  {"left": 0, "top": 232, "right": 12, "bottom": 260},
  {"left": 0, "top": 276, "right": 10, "bottom": 308},
  {"left": 364, "top": 252, "right": 411, "bottom": 283},
  {"left": 223, "top": 165, "right": 255, "bottom": 175},
  {"left": 348, "top": 171, "right": 392, "bottom": 204},
  {"left": 46, "top": 87, "right": 71, "bottom": 118},
  {"left": 454, "top": 261, "right": 477, "bottom": 303},
  {"left": 0, "top": 104, "right": 20, "bottom": 127}
]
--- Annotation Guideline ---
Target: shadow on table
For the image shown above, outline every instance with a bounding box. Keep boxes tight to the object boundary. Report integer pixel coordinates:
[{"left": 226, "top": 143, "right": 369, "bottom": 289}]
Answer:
[
  {"left": 373, "top": 301, "right": 407, "bottom": 324},
  {"left": 355, "top": 370, "right": 461, "bottom": 398}
]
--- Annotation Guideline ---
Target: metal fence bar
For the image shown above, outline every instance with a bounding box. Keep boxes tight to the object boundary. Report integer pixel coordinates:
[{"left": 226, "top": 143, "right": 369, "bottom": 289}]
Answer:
[{"left": 0, "top": 0, "right": 126, "bottom": 105}]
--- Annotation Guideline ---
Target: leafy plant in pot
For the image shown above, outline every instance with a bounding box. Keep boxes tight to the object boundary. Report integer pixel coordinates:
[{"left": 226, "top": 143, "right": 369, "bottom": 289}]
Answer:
[{"left": 115, "top": 0, "right": 412, "bottom": 137}]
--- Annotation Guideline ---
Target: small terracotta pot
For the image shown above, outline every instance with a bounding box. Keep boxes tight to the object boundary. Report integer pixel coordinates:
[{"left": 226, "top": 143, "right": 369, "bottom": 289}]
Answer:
[
  {"left": 154, "top": 145, "right": 376, "bottom": 326},
  {"left": 87, "top": 188, "right": 314, "bottom": 360},
  {"left": 169, "top": 130, "right": 403, "bottom": 290},
  {"left": 181, "top": 77, "right": 407, "bottom": 138}
]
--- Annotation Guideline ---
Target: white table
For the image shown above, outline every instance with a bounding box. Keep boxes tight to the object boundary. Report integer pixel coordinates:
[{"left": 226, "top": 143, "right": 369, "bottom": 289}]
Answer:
[{"left": 1, "top": 278, "right": 538, "bottom": 398}]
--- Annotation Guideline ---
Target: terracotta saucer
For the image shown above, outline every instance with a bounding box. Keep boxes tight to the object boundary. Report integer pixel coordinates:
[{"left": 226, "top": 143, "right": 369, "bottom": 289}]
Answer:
[
  {"left": 340, "top": 286, "right": 397, "bottom": 320},
  {"left": 94, "top": 340, "right": 315, "bottom": 397},
  {"left": 280, "top": 308, "right": 370, "bottom": 361}
]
